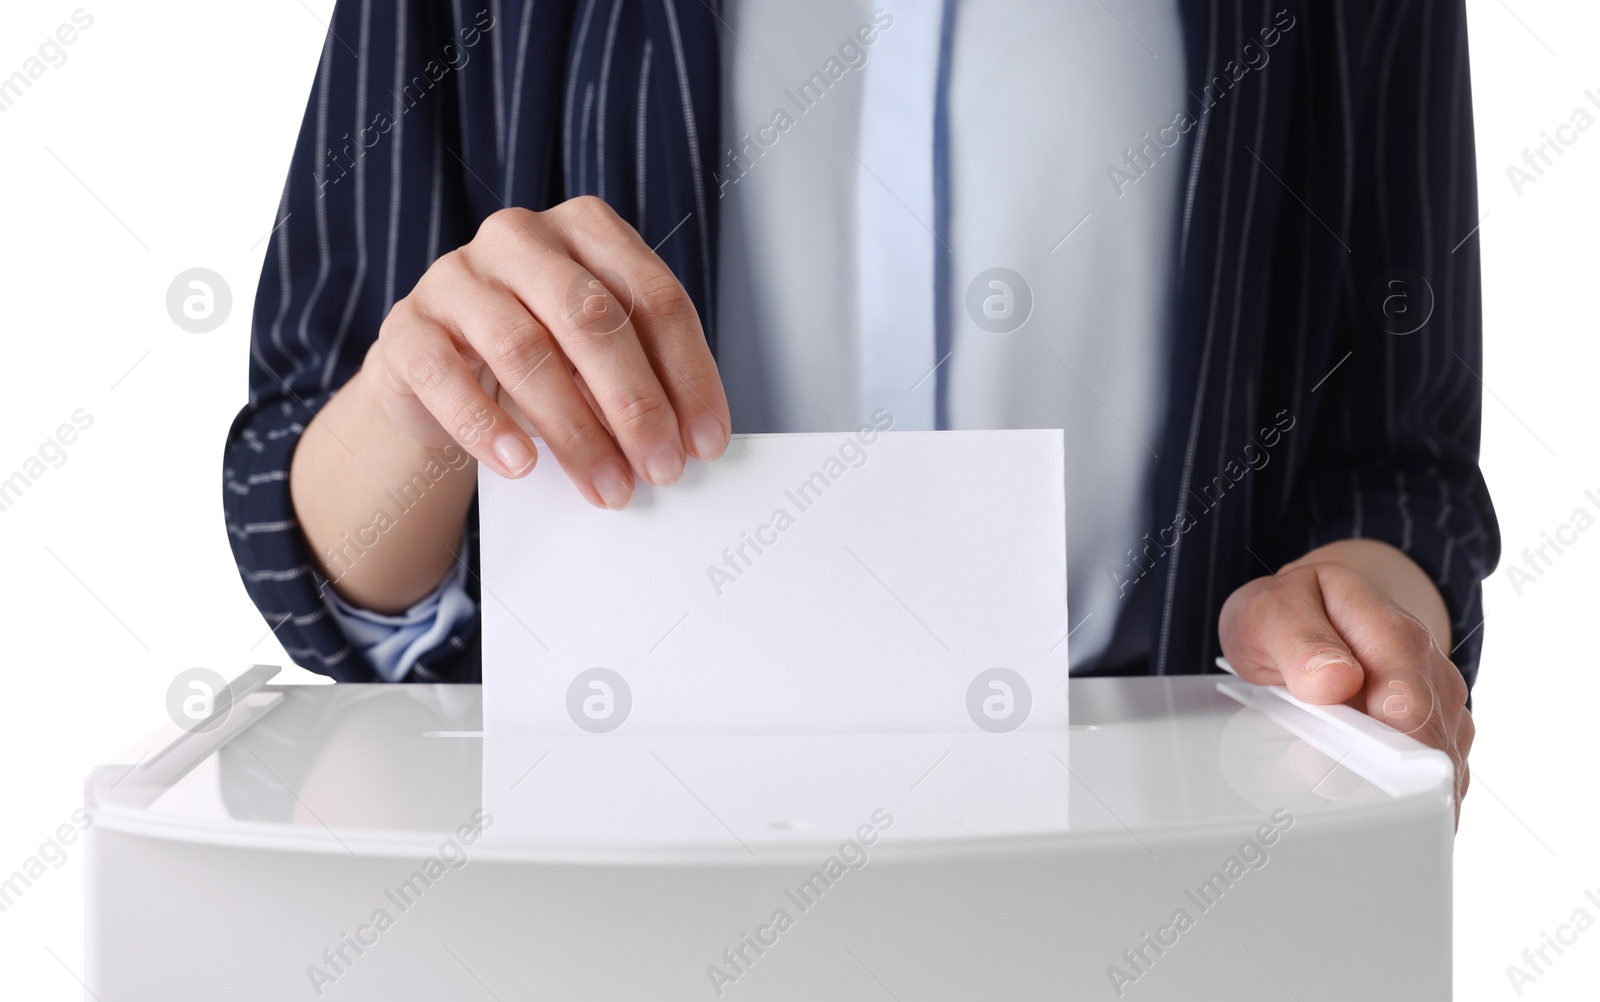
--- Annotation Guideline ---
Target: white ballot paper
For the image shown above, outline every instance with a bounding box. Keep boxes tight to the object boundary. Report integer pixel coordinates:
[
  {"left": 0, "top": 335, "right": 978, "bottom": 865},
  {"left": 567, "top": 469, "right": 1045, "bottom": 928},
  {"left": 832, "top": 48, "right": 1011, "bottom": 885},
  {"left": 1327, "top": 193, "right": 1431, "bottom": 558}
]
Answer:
[{"left": 478, "top": 429, "right": 1068, "bottom": 741}]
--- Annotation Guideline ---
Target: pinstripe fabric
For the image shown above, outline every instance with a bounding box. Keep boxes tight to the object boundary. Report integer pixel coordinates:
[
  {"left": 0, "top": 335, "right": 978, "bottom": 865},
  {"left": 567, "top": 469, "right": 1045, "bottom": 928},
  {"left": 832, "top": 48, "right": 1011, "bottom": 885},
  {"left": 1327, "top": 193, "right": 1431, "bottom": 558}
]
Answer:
[
  {"left": 222, "top": 0, "right": 720, "bottom": 682},
  {"left": 225, "top": 0, "right": 1498, "bottom": 689},
  {"left": 1147, "top": 0, "right": 1497, "bottom": 685}
]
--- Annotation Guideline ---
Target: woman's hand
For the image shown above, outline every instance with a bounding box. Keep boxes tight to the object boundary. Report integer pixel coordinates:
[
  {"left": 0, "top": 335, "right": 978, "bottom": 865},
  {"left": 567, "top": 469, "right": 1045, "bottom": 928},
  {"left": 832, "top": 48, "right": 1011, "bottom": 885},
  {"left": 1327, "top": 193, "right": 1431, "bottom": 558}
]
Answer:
[
  {"left": 291, "top": 196, "right": 730, "bottom": 613},
  {"left": 371, "top": 196, "right": 731, "bottom": 509},
  {"left": 1219, "top": 539, "right": 1474, "bottom": 825}
]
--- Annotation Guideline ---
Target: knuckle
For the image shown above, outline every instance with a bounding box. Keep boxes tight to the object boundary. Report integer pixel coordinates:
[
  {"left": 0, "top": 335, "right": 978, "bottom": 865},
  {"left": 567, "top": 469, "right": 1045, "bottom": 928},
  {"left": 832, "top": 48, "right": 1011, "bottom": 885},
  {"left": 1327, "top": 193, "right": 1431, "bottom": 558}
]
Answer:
[
  {"left": 425, "top": 248, "right": 474, "bottom": 286},
  {"left": 486, "top": 319, "right": 555, "bottom": 374},
  {"left": 632, "top": 271, "right": 696, "bottom": 324},
  {"left": 674, "top": 364, "right": 722, "bottom": 401},
  {"left": 380, "top": 296, "right": 423, "bottom": 337},
  {"left": 551, "top": 419, "right": 610, "bottom": 459},
  {"left": 404, "top": 348, "right": 458, "bottom": 395},
  {"left": 545, "top": 195, "right": 617, "bottom": 238},
  {"left": 1278, "top": 563, "right": 1321, "bottom": 586},
  {"left": 1243, "top": 575, "right": 1288, "bottom": 611},
  {"left": 476, "top": 207, "right": 534, "bottom": 246},
  {"left": 560, "top": 278, "right": 623, "bottom": 335},
  {"left": 1395, "top": 612, "right": 1438, "bottom": 657},
  {"left": 1218, "top": 583, "right": 1259, "bottom": 622},
  {"left": 1217, "top": 587, "right": 1269, "bottom": 645},
  {"left": 608, "top": 386, "right": 672, "bottom": 435},
  {"left": 562, "top": 194, "right": 619, "bottom": 225}
]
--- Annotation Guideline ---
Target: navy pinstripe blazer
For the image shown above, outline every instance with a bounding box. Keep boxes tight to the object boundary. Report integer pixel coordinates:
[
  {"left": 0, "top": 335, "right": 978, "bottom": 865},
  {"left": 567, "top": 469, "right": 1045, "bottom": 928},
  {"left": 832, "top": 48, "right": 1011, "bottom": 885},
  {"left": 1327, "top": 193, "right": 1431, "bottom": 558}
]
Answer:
[{"left": 223, "top": 0, "right": 1499, "bottom": 686}]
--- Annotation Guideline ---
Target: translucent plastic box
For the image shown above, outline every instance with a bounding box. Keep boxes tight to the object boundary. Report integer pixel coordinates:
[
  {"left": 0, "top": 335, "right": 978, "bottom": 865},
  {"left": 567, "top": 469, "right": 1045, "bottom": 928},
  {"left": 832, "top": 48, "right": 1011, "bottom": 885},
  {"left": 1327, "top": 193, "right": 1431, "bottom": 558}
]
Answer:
[{"left": 84, "top": 670, "right": 1452, "bottom": 1000}]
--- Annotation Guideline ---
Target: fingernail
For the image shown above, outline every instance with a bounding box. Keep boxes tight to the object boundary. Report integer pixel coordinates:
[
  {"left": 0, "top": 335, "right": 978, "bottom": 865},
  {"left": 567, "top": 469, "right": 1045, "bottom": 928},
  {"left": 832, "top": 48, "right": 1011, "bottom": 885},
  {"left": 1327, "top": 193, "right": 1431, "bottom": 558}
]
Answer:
[
  {"left": 493, "top": 434, "right": 535, "bottom": 474},
  {"left": 642, "top": 443, "right": 684, "bottom": 486},
  {"left": 591, "top": 460, "right": 632, "bottom": 509},
  {"left": 1305, "top": 652, "right": 1356, "bottom": 675},
  {"left": 687, "top": 415, "right": 728, "bottom": 461}
]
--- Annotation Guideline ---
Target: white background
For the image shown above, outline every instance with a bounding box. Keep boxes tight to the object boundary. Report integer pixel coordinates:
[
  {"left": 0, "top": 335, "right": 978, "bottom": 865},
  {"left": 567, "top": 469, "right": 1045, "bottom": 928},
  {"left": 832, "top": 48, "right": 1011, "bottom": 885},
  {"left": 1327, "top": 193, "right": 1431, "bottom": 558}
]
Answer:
[{"left": 0, "top": 2, "right": 1594, "bottom": 998}]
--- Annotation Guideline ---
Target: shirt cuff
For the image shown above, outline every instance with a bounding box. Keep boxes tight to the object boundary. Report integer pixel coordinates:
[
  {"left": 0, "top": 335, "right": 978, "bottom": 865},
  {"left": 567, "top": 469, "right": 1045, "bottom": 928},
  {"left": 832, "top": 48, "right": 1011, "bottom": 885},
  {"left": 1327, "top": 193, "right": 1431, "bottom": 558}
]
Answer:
[{"left": 321, "top": 534, "right": 478, "bottom": 682}]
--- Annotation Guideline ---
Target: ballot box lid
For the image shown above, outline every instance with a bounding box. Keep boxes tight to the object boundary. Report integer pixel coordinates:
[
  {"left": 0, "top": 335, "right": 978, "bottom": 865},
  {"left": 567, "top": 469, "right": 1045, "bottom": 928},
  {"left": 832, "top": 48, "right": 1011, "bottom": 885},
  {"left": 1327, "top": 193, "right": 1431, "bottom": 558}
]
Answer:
[{"left": 85, "top": 673, "right": 1453, "bottom": 864}]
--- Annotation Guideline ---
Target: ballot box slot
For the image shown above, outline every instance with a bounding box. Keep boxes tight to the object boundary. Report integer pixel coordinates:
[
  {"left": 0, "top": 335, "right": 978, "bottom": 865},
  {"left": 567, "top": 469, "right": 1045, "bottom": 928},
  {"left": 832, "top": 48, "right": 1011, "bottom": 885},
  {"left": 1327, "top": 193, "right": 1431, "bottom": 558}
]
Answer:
[{"left": 86, "top": 665, "right": 286, "bottom": 812}]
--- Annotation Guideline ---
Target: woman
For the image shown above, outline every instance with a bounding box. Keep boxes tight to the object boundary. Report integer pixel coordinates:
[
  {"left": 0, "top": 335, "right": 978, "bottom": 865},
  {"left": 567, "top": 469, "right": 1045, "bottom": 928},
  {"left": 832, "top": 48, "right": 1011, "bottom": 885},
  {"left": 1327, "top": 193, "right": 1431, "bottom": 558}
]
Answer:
[{"left": 224, "top": 0, "right": 1492, "bottom": 813}]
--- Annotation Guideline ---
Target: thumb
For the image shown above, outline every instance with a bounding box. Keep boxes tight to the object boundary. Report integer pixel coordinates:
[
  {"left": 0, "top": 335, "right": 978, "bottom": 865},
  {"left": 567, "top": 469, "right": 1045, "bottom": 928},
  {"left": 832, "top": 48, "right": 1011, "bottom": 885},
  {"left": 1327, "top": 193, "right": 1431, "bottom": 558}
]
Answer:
[{"left": 1218, "top": 569, "right": 1366, "bottom": 705}]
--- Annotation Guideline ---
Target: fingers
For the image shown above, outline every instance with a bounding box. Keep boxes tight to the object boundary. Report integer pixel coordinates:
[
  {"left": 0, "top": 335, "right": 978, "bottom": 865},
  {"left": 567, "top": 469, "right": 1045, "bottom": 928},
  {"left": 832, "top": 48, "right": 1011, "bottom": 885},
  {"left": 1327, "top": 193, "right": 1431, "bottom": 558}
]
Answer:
[
  {"left": 1315, "top": 565, "right": 1469, "bottom": 735},
  {"left": 544, "top": 196, "right": 732, "bottom": 463},
  {"left": 1354, "top": 640, "right": 1473, "bottom": 823},
  {"left": 375, "top": 198, "right": 732, "bottom": 509},
  {"left": 375, "top": 301, "right": 538, "bottom": 479},
  {"left": 1219, "top": 557, "right": 1475, "bottom": 823},
  {"left": 1331, "top": 575, "right": 1474, "bottom": 810},
  {"left": 1217, "top": 566, "right": 1366, "bottom": 704},
  {"left": 466, "top": 204, "right": 706, "bottom": 488},
  {"left": 415, "top": 269, "right": 637, "bottom": 510}
]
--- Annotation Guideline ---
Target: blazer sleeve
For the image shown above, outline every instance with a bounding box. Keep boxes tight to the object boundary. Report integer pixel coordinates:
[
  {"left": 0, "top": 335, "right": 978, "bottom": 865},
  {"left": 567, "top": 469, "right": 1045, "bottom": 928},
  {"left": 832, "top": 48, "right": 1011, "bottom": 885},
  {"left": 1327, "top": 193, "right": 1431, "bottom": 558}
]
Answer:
[
  {"left": 221, "top": 1, "right": 487, "bottom": 682},
  {"left": 1282, "top": 0, "right": 1500, "bottom": 687}
]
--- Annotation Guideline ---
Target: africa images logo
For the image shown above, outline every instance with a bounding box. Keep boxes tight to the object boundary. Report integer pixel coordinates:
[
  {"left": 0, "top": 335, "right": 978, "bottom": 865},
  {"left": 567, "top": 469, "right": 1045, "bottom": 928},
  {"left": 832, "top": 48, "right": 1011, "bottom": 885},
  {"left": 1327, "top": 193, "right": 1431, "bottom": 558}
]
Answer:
[
  {"left": 966, "top": 667, "right": 1032, "bottom": 733},
  {"left": 1366, "top": 269, "right": 1434, "bottom": 336},
  {"left": 566, "top": 667, "right": 632, "bottom": 733}
]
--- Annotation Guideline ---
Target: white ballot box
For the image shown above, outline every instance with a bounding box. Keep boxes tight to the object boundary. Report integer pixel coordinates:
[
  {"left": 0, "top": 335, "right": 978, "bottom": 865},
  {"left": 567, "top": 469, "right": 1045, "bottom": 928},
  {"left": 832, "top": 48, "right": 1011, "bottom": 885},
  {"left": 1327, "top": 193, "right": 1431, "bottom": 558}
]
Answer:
[{"left": 84, "top": 670, "right": 1452, "bottom": 1001}]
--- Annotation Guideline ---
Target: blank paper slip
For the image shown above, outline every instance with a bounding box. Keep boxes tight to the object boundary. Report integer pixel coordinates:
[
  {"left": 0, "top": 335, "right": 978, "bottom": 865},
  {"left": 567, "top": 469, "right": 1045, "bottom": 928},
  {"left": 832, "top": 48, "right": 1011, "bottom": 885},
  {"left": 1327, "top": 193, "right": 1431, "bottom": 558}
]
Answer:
[{"left": 478, "top": 429, "right": 1069, "bottom": 738}]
